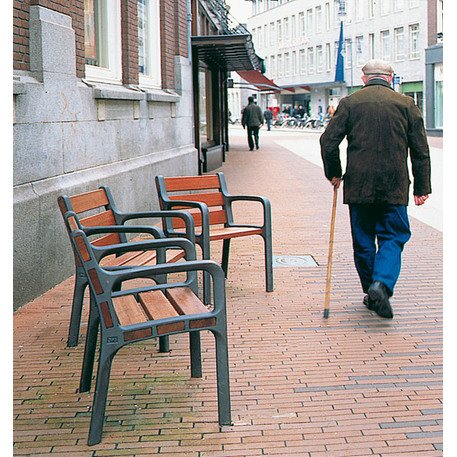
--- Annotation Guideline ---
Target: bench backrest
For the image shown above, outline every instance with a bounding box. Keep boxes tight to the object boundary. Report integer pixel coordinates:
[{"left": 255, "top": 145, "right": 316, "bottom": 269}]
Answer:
[
  {"left": 58, "top": 187, "right": 125, "bottom": 248},
  {"left": 156, "top": 175, "right": 227, "bottom": 229}
]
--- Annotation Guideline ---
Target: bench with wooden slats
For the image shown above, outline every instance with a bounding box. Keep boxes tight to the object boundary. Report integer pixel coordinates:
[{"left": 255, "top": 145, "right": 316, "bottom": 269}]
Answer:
[
  {"left": 58, "top": 186, "right": 194, "bottom": 347},
  {"left": 65, "top": 222, "right": 231, "bottom": 446},
  {"left": 155, "top": 172, "right": 274, "bottom": 304}
]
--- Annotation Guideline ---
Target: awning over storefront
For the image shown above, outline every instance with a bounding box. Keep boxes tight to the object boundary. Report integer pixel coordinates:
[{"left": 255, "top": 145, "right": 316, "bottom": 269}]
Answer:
[
  {"left": 236, "top": 70, "right": 281, "bottom": 92},
  {"left": 191, "top": 34, "right": 262, "bottom": 72},
  {"left": 280, "top": 85, "right": 311, "bottom": 93}
]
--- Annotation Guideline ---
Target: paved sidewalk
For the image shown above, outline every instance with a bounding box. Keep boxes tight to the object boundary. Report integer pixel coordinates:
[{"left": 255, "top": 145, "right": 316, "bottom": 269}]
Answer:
[{"left": 13, "top": 133, "right": 443, "bottom": 456}]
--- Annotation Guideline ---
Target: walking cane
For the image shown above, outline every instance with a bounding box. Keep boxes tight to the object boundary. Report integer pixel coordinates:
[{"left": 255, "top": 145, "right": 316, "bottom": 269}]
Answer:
[{"left": 323, "top": 185, "right": 338, "bottom": 319}]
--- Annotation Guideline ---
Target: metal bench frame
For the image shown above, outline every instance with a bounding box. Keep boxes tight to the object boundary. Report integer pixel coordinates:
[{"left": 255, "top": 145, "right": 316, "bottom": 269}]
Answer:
[
  {"left": 63, "top": 212, "right": 231, "bottom": 446},
  {"left": 155, "top": 172, "right": 274, "bottom": 303}
]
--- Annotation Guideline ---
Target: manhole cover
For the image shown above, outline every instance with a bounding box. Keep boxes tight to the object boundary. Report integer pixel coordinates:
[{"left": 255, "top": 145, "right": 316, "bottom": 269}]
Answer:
[{"left": 272, "top": 255, "right": 318, "bottom": 268}]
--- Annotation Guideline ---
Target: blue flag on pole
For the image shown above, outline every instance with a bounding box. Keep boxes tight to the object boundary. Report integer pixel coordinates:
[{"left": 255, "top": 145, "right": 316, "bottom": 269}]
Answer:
[{"left": 335, "top": 21, "right": 344, "bottom": 82}]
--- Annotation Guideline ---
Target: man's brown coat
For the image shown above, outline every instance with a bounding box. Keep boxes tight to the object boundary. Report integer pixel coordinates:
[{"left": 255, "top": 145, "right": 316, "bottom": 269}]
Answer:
[{"left": 320, "top": 79, "right": 431, "bottom": 205}]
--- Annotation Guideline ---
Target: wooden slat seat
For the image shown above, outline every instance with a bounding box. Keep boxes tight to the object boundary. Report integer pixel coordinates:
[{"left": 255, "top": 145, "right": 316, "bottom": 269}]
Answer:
[
  {"left": 113, "top": 288, "right": 213, "bottom": 330},
  {"left": 156, "top": 172, "right": 274, "bottom": 303}
]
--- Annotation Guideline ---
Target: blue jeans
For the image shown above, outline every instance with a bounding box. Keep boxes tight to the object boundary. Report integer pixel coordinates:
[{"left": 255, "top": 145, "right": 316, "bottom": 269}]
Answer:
[{"left": 349, "top": 204, "right": 411, "bottom": 296}]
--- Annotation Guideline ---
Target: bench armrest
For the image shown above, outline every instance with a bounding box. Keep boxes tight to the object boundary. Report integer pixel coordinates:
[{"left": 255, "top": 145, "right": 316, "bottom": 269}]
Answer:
[
  {"left": 224, "top": 195, "right": 272, "bottom": 229},
  {"left": 93, "top": 237, "right": 196, "bottom": 263},
  {"left": 115, "top": 210, "right": 195, "bottom": 243}
]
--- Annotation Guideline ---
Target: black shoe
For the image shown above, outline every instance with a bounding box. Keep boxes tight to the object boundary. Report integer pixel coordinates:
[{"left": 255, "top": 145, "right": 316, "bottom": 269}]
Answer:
[
  {"left": 363, "top": 294, "right": 376, "bottom": 311},
  {"left": 367, "top": 281, "right": 393, "bottom": 319},
  {"left": 249, "top": 148, "right": 254, "bottom": 151},
  {"left": 256, "top": 145, "right": 259, "bottom": 150}
]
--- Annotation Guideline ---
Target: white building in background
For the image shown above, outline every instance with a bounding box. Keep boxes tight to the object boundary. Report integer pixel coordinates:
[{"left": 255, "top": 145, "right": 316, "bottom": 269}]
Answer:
[{"left": 247, "top": 0, "right": 427, "bottom": 116}]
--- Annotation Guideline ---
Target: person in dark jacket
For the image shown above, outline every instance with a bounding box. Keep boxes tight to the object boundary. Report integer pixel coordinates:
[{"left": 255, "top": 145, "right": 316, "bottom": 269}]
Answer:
[
  {"left": 320, "top": 59, "right": 431, "bottom": 319},
  {"left": 264, "top": 108, "right": 273, "bottom": 131},
  {"left": 242, "top": 96, "right": 264, "bottom": 150}
]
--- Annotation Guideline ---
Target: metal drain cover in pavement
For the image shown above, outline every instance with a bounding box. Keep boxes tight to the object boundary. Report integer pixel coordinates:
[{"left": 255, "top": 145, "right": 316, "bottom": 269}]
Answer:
[{"left": 273, "top": 255, "right": 318, "bottom": 268}]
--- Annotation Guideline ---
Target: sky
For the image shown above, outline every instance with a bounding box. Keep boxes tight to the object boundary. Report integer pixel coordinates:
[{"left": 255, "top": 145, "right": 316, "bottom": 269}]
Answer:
[{"left": 225, "top": 0, "right": 252, "bottom": 24}]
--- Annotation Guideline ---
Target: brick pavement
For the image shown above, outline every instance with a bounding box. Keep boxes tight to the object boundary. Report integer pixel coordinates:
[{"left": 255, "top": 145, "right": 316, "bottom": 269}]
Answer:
[{"left": 13, "top": 132, "right": 443, "bottom": 456}]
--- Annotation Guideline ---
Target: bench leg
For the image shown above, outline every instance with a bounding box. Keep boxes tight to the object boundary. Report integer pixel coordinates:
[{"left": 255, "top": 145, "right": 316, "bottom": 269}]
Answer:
[
  {"left": 159, "top": 335, "right": 170, "bottom": 353},
  {"left": 67, "top": 271, "right": 87, "bottom": 347},
  {"left": 264, "top": 234, "right": 274, "bottom": 292},
  {"left": 213, "top": 328, "right": 231, "bottom": 426},
  {"left": 79, "top": 294, "right": 99, "bottom": 393},
  {"left": 201, "top": 241, "right": 212, "bottom": 305},
  {"left": 87, "top": 346, "right": 117, "bottom": 446},
  {"left": 221, "top": 239, "right": 231, "bottom": 278},
  {"left": 190, "top": 331, "right": 202, "bottom": 378}
]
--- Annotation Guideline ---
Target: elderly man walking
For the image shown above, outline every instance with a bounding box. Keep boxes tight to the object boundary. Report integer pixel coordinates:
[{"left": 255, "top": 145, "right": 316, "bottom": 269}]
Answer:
[
  {"left": 320, "top": 59, "right": 431, "bottom": 319},
  {"left": 241, "top": 96, "right": 264, "bottom": 150}
]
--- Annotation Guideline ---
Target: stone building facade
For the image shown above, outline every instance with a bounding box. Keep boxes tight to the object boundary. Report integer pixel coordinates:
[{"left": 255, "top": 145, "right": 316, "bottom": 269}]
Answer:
[{"left": 13, "top": 0, "right": 196, "bottom": 309}]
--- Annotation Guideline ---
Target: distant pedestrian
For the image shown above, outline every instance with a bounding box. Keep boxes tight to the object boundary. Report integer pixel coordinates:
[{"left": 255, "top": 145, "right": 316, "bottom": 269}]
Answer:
[
  {"left": 320, "top": 59, "right": 431, "bottom": 319},
  {"left": 264, "top": 108, "right": 273, "bottom": 131},
  {"left": 241, "top": 96, "right": 264, "bottom": 150}
]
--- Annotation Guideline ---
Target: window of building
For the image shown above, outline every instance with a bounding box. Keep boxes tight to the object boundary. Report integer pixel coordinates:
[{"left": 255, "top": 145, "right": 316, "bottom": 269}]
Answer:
[
  {"left": 84, "top": 0, "right": 122, "bottom": 83},
  {"left": 409, "top": 23, "right": 420, "bottom": 59},
  {"left": 381, "top": 0, "right": 390, "bottom": 15},
  {"left": 264, "top": 24, "right": 268, "bottom": 47},
  {"left": 434, "top": 63, "right": 443, "bottom": 128},
  {"left": 278, "top": 54, "right": 283, "bottom": 76},
  {"left": 316, "top": 45, "right": 323, "bottom": 72},
  {"left": 277, "top": 20, "right": 283, "bottom": 43},
  {"left": 270, "top": 55, "right": 276, "bottom": 77},
  {"left": 394, "top": 0, "right": 404, "bottom": 11},
  {"left": 299, "top": 12, "right": 305, "bottom": 36},
  {"left": 368, "top": 0, "right": 375, "bottom": 18},
  {"left": 285, "top": 52, "right": 291, "bottom": 76},
  {"left": 258, "top": 26, "right": 263, "bottom": 47},
  {"left": 369, "top": 32, "right": 375, "bottom": 59},
  {"left": 307, "top": 47, "right": 314, "bottom": 74},
  {"left": 380, "top": 30, "right": 390, "bottom": 60},
  {"left": 138, "top": 0, "right": 162, "bottom": 88},
  {"left": 284, "top": 17, "right": 289, "bottom": 42},
  {"left": 300, "top": 49, "right": 306, "bottom": 74},
  {"left": 355, "top": 0, "right": 364, "bottom": 21},
  {"left": 292, "top": 50, "right": 297, "bottom": 74},
  {"left": 409, "top": 0, "right": 419, "bottom": 7},
  {"left": 291, "top": 15, "right": 296, "bottom": 39},
  {"left": 437, "top": 0, "right": 443, "bottom": 42},
  {"left": 394, "top": 27, "right": 405, "bottom": 61},
  {"left": 316, "top": 6, "right": 322, "bottom": 32},
  {"left": 326, "top": 42, "right": 332, "bottom": 71},
  {"left": 334, "top": 0, "right": 340, "bottom": 26},
  {"left": 198, "top": 69, "right": 213, "bottom": 144},
  {"left": 355, "top": 35, "right": 364, "bottom": 66},
  {"left": 334, "top": 40, "right": 340, "bottom": 65},
  {"left": 270, "top": 22, "right": 276, "bottom": 46},
  {"left": 306, "top": 9, "right": 314, "bottom": 36},
  {"left": 325, "top": 2, "right": 331, "bottom": 30},
  {"left": 344, "top": 39, "right": 352, "bottom": 68}
]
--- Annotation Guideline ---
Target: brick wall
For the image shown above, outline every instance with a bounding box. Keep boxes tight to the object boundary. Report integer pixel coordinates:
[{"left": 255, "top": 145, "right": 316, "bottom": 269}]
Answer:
[
  {"left": 121, "top": 0, "right": 139, "bottom": 85},
  {"left": 160, "top": 0, "right": 189, "bottom": 90},
  {"left": 13, "top": 0, "right": 190, "bottom": 88},
  {"left": 13, "top": 0, "right": 31, "bottom": 71}
]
